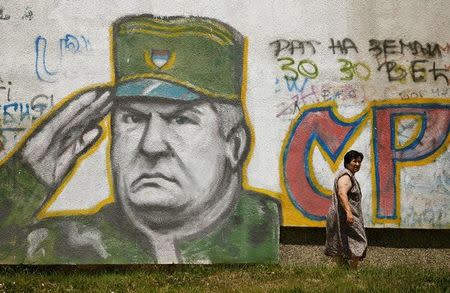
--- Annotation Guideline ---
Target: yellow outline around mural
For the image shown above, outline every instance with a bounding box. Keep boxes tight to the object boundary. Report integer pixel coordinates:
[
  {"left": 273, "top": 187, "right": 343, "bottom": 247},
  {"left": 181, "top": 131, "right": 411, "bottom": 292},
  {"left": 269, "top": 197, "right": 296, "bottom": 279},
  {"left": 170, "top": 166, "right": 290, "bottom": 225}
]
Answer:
[{"left": 241, "top": 37, "right": 284, "bottom": 203}]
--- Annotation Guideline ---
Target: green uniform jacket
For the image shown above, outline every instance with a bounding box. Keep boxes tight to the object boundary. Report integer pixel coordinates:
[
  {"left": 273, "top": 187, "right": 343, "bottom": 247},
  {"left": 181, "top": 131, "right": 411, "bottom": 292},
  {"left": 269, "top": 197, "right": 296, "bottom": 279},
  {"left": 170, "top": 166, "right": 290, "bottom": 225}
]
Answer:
[{"left": 0, "top": 156, "right": 280, "bottom": 264}]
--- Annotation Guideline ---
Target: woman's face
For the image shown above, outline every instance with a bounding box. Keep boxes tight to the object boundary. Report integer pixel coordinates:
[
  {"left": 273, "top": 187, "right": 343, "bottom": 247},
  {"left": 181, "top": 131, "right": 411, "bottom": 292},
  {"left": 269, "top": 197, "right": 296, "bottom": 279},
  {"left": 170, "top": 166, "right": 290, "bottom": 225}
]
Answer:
[{"left": 347, "top": 157, "right": 363, "bottom": 173}]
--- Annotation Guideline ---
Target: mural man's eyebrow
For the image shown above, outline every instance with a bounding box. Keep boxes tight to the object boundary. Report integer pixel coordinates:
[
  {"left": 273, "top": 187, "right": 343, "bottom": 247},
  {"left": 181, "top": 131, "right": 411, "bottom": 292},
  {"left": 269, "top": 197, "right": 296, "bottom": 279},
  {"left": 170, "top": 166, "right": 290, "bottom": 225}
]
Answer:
[
  {"left": 159, "top": 104, "right": 205, "bottom": 119},
  {"left": 117, "top": 105, "right": 151, "bottom": 117}
]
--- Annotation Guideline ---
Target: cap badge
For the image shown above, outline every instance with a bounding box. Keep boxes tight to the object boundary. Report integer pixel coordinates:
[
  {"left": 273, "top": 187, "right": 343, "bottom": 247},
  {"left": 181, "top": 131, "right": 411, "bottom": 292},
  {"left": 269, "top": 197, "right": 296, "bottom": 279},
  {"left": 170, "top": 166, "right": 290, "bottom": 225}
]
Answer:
[{"left": 144, "top": 49, "right": 176, "bottom": 70}]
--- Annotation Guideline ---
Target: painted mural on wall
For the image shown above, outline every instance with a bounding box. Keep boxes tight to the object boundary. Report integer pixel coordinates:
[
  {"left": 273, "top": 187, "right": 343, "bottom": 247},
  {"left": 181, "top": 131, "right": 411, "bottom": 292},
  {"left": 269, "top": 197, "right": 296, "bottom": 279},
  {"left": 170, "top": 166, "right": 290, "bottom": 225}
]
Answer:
[
  {"left": 0, "top": 0, "right": 449, "bottom": 264},
  {"left": 0, "top": 14, "right": 280, "bottom": 264}
]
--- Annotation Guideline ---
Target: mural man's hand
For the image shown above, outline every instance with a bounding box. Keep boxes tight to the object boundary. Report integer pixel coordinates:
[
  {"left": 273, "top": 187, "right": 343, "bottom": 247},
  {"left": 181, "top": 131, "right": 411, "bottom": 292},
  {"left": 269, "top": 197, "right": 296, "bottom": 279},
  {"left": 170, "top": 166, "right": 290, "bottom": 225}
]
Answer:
[{"left": 20, "top": 89, "right": 112, "bottom": 188}]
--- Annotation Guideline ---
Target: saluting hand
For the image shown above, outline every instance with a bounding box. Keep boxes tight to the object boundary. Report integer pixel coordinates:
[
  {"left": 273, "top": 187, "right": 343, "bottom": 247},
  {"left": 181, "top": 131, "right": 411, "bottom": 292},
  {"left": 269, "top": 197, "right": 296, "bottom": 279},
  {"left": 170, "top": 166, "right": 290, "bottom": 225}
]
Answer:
[{"left": 20, "top": 88, "right": 112, "bottom": 188}]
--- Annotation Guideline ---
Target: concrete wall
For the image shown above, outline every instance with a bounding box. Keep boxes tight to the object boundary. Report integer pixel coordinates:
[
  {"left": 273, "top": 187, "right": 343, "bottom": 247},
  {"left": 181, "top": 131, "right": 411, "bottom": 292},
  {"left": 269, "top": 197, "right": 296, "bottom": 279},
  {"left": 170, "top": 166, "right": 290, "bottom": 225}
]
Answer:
[{"left": 0, "top": 0, "right": 448, "bottom": 264}]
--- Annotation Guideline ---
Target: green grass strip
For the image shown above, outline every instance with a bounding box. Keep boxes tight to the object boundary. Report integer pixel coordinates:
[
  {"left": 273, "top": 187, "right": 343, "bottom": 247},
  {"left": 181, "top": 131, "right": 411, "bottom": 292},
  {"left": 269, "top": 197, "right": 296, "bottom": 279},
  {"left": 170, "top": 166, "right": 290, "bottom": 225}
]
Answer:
[{"left": 1, "top": 264, "right": 449, "bottom": 292}]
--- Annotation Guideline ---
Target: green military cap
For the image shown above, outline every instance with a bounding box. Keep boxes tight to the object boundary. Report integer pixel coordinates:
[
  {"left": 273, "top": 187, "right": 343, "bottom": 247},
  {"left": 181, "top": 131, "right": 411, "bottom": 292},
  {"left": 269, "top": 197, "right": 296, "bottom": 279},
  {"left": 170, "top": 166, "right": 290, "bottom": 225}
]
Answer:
[{"left": 112, "top": 15, "right": 244, "bottom": 102}]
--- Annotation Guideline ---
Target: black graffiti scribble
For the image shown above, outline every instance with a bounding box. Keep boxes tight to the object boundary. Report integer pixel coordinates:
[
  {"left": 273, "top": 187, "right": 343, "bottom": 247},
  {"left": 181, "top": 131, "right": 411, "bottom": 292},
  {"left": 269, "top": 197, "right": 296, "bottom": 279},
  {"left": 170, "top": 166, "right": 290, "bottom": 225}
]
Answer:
[
  {"left": 328, "top": 38, "right": 359, "bottom": 54},
  {"left": 269, "top": 39, "right": 321, "bottom": 57},
  {"left": 369, "top": 39, "right": 445, "bottom": 59},
  {"left": 377, "top": 61, "right": 449, "bottom": 85},
  {"left": 0, "top": 80, "right": 12, "bottom": 102}
]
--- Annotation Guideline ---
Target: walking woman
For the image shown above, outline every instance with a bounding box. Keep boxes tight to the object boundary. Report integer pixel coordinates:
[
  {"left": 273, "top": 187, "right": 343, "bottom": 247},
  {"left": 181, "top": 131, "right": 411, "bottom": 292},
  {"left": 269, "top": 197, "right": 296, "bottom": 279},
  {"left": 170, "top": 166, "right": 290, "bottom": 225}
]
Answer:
[{"left": 325, "top": 150, "right": 367, "bottom": 269}]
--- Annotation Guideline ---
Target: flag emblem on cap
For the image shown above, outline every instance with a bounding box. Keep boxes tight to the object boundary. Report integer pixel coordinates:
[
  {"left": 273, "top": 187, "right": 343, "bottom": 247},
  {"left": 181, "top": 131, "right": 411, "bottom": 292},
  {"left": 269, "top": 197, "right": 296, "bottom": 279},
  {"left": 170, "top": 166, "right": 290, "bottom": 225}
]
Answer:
[{"left": 144, "top": 49, "right": 176, "bottom": 70}]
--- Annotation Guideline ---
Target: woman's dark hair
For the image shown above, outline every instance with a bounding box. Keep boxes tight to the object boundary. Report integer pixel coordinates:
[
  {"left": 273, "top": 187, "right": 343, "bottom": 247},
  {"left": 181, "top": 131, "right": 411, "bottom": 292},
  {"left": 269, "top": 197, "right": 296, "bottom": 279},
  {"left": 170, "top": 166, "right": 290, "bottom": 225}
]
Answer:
[{"left": 344, "top": 150, "right": 364, "bottom": 168}]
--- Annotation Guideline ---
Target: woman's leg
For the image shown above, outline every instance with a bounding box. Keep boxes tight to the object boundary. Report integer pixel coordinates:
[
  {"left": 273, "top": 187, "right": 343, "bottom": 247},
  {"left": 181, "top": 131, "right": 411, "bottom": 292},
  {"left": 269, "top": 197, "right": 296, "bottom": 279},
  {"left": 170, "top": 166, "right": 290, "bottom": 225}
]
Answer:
[
  {"left": 334, "top": 256, "right": 347, "bottom": 267},
  {"left": 349, "top": 257, "right": 360, "bottom": 270}
]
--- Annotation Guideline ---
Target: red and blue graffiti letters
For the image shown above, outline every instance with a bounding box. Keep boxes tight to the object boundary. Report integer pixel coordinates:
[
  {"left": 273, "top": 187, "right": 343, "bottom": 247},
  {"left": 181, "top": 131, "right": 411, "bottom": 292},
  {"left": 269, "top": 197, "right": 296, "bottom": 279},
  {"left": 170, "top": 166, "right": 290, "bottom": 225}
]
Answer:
[
  {"left": 372, "top": 103, "right": 450, "bottom": 222},
  {"left": 283, "top": 105, "right": 367, "bottom": 220},
  {"left": 282, "top": 99, "right": 450, "bottom": 224}
]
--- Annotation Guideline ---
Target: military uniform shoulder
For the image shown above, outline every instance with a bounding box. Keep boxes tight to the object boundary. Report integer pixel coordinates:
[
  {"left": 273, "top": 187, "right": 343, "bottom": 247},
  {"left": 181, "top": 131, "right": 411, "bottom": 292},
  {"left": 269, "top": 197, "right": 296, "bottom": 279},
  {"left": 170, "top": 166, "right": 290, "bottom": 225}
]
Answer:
[
  {"left": 238, "top": 189, "right": 281, "bottom": 218},
  {"left": 240, "top": 189, "right": 280, "bottom": 203}
]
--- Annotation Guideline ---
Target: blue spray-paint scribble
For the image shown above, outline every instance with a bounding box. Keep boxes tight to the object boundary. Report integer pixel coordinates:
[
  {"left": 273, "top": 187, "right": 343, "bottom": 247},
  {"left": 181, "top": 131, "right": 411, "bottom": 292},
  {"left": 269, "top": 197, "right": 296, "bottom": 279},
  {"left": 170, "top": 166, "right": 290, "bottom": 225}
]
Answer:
[
  {"left": 35, "top": 34, "right": 91, "bottom": 82},
  {"left": 35, "top": 36, "right": 58, "bottom": 83}
]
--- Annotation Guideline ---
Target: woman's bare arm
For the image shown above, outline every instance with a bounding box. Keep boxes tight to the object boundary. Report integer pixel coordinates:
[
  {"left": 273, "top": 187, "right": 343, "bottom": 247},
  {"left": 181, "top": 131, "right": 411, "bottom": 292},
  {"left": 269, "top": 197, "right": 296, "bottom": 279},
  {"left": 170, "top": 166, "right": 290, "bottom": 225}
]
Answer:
[{"left": 337, "top": 175, "right": 353, "bottom": 225}]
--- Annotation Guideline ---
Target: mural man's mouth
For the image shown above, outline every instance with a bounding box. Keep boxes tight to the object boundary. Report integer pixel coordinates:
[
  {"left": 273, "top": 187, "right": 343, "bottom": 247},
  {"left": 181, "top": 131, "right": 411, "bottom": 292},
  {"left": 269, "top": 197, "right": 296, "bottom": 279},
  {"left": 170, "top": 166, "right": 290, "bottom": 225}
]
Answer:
[{"left": 131, "top": 173, "right": 180, "bottom": 192}]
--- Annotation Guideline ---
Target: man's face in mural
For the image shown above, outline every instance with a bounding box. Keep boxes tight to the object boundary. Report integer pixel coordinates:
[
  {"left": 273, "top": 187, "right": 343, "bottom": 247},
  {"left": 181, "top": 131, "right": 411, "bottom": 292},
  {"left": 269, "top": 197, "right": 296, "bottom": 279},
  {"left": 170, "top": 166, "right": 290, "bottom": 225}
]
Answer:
[{"left": 111, "top": 97, "right": 232, "bottom": 227}]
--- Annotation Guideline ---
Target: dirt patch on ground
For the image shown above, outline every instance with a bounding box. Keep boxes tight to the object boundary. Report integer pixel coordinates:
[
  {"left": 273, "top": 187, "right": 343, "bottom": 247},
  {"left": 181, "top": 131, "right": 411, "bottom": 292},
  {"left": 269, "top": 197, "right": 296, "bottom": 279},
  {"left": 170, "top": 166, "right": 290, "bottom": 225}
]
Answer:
[{"left": 280, "top": 244, "right": 450, "bottom": 269}]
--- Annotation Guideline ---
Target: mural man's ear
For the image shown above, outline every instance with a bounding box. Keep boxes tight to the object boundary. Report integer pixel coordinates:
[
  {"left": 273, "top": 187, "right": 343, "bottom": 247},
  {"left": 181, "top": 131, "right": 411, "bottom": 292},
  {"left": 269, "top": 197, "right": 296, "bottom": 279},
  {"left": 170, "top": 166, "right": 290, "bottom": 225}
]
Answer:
[{"left": 225, "top": 124, "right": 249, "bottom": 170}]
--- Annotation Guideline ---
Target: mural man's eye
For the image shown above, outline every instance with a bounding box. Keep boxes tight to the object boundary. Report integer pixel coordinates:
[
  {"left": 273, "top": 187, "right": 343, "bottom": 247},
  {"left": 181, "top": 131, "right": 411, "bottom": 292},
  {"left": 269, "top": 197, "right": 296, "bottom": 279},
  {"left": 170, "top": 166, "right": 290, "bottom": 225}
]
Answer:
[
  {"left": 173, "top": 116, "right": 191, "bottom": 125},
  {"left": 123, "top": 114, "right": 144, "bottom": 124}
]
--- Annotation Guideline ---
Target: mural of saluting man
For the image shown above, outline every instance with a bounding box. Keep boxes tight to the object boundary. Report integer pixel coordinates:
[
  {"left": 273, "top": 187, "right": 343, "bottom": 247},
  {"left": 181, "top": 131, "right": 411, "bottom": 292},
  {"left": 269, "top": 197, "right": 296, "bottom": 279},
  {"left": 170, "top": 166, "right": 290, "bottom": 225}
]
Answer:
[{"left": 0, "top": 15, "right": 280, "bottom": 264}]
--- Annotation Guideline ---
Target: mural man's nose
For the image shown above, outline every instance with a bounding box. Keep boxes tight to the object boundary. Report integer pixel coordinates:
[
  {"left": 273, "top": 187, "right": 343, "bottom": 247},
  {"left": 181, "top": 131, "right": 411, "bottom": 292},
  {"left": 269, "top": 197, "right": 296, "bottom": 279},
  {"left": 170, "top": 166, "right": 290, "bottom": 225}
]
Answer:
[{"left": 140, "top": 117, "right": 171, "bottom": 157}]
